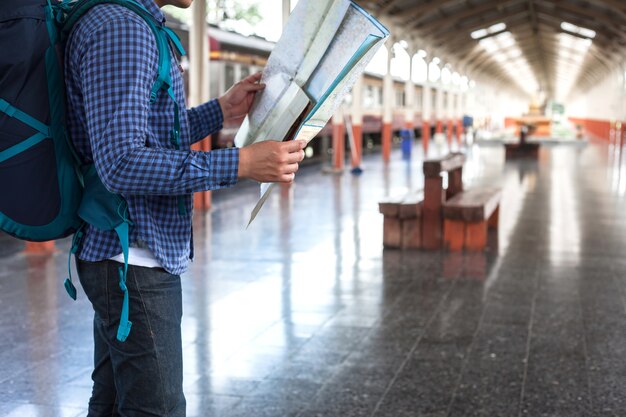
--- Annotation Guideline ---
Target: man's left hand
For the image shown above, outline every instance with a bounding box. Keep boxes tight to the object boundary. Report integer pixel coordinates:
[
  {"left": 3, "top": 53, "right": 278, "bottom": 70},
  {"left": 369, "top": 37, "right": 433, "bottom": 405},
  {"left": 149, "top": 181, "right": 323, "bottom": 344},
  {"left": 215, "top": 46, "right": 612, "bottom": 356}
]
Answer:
[{"left": 218, "top": 72, "right": 265, "bottom": 120}]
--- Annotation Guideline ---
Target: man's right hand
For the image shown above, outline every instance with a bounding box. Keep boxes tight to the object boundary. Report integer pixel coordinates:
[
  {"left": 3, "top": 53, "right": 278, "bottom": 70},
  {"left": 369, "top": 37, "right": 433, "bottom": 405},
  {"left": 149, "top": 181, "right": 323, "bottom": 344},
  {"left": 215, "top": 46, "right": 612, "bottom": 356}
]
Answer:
[{"left": 238, "top": 140, "right": 307, "bottom": 183}]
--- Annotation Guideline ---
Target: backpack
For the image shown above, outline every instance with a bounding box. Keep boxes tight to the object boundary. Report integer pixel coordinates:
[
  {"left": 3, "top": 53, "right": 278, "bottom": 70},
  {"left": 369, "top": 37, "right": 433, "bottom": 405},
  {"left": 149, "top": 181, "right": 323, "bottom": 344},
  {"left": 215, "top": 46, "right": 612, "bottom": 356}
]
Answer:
[{"left": 0, "top": 0, "right": 186, "bottom": 342}]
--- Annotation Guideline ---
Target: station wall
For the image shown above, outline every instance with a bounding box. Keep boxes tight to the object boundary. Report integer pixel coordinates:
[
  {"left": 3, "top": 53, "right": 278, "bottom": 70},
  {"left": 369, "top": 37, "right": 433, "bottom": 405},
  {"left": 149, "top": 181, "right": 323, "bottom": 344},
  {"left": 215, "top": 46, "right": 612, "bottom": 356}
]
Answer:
[{"left": 566, "top": 68, "right": 626, "bottom": 141}]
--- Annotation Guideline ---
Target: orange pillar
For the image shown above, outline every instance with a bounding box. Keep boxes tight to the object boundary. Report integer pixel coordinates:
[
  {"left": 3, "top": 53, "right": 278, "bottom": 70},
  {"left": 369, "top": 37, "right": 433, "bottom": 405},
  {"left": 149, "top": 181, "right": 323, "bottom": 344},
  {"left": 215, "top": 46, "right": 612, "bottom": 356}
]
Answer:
[
  {"left": 192, "top": 136, "right": 212, "bottom": 209},
  {"left": 351, "top": 123, "right": 363, "bottom": 170},
  {"left": 436, "top": 120, "right": 443, "bottom": 135},
  {"left": 25, "top": 241, "right": 56, "bottom": 254},
  {"left": 382, "top": 39, "right": 393, "bottom": 163},
  {"left": 422, "top": 120, "right": 430, "bottom": 155},
  {"left": 447, "top": 119, "right": 453, "bottom": 145},
  {"left": 332, "top": 117, "right": 345, "bottom": 170},
  {"left": 382, "top": 122, "right": 392, "bottom": 162},
  {"left": 350, "top": 75, "right": 364, "bottom": 172}
]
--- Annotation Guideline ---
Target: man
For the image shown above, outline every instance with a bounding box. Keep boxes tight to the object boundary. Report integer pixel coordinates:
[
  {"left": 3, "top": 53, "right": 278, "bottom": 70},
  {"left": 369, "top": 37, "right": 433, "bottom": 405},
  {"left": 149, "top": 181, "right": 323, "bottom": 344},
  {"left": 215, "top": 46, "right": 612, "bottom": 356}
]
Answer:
[{"left": 64, "top": 0, "right": 304, "bottom": 415}]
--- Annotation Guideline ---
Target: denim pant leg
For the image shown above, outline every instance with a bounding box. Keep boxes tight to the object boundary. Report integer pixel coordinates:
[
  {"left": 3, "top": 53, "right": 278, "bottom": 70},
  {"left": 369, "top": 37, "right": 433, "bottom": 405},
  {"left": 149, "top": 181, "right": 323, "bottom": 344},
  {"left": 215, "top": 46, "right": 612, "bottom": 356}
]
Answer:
[{"left": 77, "top": 259, "right": 186, "bottom": 417}]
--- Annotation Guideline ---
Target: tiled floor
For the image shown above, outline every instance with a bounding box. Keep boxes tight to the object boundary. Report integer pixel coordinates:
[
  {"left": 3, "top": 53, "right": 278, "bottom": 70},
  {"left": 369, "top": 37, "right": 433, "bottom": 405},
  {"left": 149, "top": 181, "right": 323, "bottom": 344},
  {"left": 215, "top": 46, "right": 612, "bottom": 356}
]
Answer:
[{"left": 2, "top": 138, "right": 626, "bottom": 417}]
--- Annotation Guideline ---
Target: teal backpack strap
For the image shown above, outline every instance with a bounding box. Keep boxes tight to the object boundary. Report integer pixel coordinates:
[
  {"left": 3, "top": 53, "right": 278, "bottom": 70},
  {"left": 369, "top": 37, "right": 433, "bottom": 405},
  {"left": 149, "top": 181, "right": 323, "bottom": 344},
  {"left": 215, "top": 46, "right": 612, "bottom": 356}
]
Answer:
[
  {"left": 64, "top": 222, "right": 85, "bottom": 300},
  {"left": 77, "top": 165, "right": 134, "bottom": 341},
  {"left": 0, "top": 98, "right": 50, "bottom": 136},
  {"left": 0, "top": 99, "right": 51, "bottom": 163},
  {"left": 114, "top": 221, "right": 132, "bottom": 342}
]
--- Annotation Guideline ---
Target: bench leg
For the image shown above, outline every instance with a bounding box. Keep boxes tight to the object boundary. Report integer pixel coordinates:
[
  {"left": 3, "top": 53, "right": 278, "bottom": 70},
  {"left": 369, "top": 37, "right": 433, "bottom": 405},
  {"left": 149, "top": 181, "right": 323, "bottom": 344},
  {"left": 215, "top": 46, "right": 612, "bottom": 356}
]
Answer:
[
  {"left": 443, "top": 219, "right": 465, "bottom": 251},
  {"left": 383, "top": 217, "right": 402, "bottom": 248},
  {"left": 488, "top": 206, "right": 499, "bottom": 229},
  {"left": 401, "top": 217, "right": 421, "bottom": 249},
  {"left": 423, "top": 177, "right": 443, "bottom": 249},
  {"left": 465, "top": 221, "right": 487, "bottom": 251}
]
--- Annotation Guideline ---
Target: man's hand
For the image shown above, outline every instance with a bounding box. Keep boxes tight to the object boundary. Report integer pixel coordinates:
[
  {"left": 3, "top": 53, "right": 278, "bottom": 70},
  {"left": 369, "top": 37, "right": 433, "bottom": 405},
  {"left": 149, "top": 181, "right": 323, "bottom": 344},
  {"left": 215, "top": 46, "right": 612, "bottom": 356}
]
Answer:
[
  {"left": 238, "top": 140, "right": 307, "bottom": 183},
  {"left": 218, "top": 72, "right": 265, "bottom": 120}
]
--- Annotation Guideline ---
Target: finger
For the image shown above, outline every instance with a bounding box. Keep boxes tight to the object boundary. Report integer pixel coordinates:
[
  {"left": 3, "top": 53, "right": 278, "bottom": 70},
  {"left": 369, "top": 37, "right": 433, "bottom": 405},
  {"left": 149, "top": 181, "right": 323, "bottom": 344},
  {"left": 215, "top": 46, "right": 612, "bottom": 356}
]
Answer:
[
  {"left": 279, "top": 173, "right": 296, "bottom": 183},
  {"left": 283, "top": 139, "right": 307, "bottom": 152},
  {"left": 282, "top": 162, "right": 299, "bottom": 174},
  {"left": 244, "top": 72, "right": 263, "bottom": 83},
  {"left": 284, "top": 149, "right": 305, "bottom": 164},
  {"left": 239, "top": 83, "right": 266, "bottom": 92}
]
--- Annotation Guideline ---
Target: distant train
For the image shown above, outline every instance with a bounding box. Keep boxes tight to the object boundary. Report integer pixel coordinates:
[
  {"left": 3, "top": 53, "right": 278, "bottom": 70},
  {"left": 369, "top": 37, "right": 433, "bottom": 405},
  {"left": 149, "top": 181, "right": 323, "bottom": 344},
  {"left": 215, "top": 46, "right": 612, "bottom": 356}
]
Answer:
[{"left": 167, "top": 17, "right": 434, "bottom": 159}]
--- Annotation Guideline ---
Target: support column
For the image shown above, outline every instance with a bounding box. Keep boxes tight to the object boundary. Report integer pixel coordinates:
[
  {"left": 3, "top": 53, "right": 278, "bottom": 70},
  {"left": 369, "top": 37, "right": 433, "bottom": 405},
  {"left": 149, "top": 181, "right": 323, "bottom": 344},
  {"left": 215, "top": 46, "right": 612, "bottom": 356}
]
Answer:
[
  {"left": 404, "top": 51, "right": 415, "bottom": 130},
  {"left": 446, "top": 91, "right": 454, "bottom": 146},
  {"left": 454, "top": 92, "right": 462, "bottom": 145},
  {"left": 190, "top": 0, "right": 211, "bottom": 210},
  {"left": 282, "top": 0, "right": 290, "bottom": 28},
  {"left": 435, "top": 86, "right": 443, "bottom": 137},
  {"left": 382, "top": 40, "right": 394, "bottom": 163},
  {"left": 350, "top": 75, "right": 364, "bottom": 173},
  {"left": 332, "top": 107, "right": 345, "bottom": 171},
  {"left": 422, "top": 60, "right": 431, "bottom": 156}
]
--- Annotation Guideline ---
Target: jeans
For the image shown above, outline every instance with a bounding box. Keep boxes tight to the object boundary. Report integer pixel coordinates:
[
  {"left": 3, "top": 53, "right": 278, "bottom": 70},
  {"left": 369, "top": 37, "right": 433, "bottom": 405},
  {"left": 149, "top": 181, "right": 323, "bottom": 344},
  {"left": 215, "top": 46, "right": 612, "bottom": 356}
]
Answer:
[{"left": 76, "top": 259, "right": 185, "bottom": 417}]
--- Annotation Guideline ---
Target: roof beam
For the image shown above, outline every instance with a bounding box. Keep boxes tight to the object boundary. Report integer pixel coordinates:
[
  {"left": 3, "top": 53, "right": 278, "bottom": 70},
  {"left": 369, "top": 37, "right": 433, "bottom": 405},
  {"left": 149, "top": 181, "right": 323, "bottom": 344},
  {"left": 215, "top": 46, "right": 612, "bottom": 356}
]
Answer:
[
  {"left": 594, "top": 0, "right": 626, "bottom": 21},
  {"left": 412, "top": 0, "right": 524, "bottom": 33},
  {"left": 527, "top": 0, "right": 552, "bottom": 95},
  {"left": 396, "top": 0, "right": 459, "bottom": 24},
  {"left": 377, "top": 0, "right": 403, "bottom": 16},
  {"left": 551, "top": 1, "right": 626, "bottom": 42}
]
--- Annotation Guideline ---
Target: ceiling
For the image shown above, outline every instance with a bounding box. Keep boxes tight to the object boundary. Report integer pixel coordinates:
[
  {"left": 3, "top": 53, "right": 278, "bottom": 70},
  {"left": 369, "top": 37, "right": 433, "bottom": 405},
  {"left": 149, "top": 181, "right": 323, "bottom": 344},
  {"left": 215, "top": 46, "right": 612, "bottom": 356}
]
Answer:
[{"left": 362, "top": 0, "right": 626, "bottom": 100}]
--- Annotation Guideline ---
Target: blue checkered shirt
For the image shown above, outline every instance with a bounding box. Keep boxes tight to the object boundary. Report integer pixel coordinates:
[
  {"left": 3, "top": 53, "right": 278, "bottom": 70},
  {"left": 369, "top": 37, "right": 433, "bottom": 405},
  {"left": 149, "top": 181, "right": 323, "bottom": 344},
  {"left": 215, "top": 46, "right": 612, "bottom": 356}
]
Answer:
[{"left": 65, "top": 0, "right": 239, "bottom": 274}]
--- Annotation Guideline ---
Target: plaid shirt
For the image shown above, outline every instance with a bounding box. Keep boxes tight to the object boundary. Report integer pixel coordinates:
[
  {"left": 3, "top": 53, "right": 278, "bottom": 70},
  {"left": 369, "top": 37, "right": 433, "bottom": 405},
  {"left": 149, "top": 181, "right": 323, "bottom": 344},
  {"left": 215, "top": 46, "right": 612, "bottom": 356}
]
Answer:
[{"left": 65, "top": 0, "right": 239, "bottom": 274}]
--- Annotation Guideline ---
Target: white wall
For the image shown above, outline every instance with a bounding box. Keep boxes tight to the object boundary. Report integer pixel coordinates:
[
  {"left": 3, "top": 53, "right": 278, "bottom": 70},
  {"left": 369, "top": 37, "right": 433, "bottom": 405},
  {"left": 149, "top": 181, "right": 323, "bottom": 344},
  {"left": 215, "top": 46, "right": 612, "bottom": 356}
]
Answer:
[
  {"left": 567, "top": 68, "right": 626, "bottom": 121},
  {"left": 468, "top": 78, "right": 528, "bottom": 129}
]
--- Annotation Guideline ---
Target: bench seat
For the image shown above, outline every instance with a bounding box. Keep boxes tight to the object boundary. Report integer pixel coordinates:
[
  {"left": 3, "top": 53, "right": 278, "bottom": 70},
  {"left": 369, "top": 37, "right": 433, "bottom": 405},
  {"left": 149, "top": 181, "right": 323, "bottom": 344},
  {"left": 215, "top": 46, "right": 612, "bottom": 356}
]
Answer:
[
  {"left": 442, "top": 188, "right": 501, "bottom": 251},
  {"left": 379, "top": 190, "right": 423, "bottom": 249}
]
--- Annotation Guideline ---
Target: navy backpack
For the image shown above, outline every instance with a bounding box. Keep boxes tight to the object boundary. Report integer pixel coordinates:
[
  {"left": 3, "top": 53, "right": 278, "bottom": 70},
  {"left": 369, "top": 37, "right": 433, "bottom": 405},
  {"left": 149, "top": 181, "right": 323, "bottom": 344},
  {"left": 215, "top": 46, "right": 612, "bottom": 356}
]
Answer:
[{"left": 0, "top": 0, "right": 185, "bottom": 341}]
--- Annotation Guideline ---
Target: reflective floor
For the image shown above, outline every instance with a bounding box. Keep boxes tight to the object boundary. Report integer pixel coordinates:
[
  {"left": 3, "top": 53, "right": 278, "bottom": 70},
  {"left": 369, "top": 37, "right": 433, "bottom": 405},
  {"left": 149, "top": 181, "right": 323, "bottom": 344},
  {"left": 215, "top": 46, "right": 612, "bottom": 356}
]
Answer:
[{"left": 2, "top": 138, "right": 626, "bottom": 417}]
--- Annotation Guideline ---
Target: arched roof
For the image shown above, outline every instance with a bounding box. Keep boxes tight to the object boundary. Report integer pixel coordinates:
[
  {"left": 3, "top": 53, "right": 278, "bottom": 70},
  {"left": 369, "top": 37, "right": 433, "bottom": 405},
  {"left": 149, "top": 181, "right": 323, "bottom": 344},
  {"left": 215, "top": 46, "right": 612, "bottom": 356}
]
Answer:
[{"left": 363, "top": 0, "right": 626, "bottom": 98}]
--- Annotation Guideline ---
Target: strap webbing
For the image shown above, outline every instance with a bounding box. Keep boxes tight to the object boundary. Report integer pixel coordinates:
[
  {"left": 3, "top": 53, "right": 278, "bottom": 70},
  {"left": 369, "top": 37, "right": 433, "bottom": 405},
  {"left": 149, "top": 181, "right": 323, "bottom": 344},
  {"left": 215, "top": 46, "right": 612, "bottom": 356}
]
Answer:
[
  {"left": 0, "top": 133, "right": 48, "bottom": 164},
  {"left": 0, "top": 99, "right": 50, "bottom": 137},
  {"left": 114, "top": 222, "right": 132, "bottom": 342},
  {"left": 162, "top": 26, "right": 186, "bottom": 56}
]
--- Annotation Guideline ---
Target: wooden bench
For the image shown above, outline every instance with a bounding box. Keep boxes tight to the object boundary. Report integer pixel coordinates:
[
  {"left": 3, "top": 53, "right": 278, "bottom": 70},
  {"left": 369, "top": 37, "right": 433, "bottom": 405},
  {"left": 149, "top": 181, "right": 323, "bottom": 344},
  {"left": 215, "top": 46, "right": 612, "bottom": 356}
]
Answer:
[
  {"left": 443, "top": 188, "right": 501, "bottom": 251},
  {"left": 378, "top": 190, "right": 423, "bottom": 249},
  {"left": 504, "top": 142, "right": 540, "bottom": 159},
  {"left": 379, "top": 152, "right": 501, "bottom": 252},
  {"left": 504, "top": 127, "right": 540, "bottom": 159},
  {"left": 422, "top": 153, "right": 465, "bottom": 249}
]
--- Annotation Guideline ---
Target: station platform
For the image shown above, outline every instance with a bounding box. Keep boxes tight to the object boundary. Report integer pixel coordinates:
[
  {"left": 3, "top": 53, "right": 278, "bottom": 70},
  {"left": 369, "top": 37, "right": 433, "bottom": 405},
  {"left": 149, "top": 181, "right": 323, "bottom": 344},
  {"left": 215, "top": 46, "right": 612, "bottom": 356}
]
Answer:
[{"left": 1, "top": 140, "right": 626, "bottom": 416}]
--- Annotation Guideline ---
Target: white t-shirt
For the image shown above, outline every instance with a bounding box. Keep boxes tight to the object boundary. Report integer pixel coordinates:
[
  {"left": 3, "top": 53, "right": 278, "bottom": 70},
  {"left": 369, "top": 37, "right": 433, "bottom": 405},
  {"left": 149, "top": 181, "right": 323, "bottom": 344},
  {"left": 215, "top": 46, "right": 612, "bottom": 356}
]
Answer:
[{"left": 109, "top": 247, "right": 162, "bottom": 269}]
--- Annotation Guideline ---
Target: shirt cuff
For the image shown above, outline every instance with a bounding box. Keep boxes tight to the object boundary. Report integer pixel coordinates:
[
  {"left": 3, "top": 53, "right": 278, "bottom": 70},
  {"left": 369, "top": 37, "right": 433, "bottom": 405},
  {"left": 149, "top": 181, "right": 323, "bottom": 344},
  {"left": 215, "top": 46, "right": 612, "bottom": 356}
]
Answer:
[{"left": 205, "top": 147, "right": 239, "bottom": 189}]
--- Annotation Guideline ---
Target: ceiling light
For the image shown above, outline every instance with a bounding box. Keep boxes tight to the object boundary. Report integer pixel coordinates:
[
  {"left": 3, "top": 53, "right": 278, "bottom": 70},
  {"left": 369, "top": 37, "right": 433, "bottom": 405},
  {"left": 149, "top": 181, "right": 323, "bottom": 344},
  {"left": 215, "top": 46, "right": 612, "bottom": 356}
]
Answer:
[
  {"left": 471, "top": 29, "right": 488, "bottom": 39},
  {"left": 489, "top": 22, "right": 507, "bottom": 33},
  {"left": 470, "top": 22, "right": 506, "bottom": 40},
  {"left": 560, "top": 21, "right": 596, "bottom": 39}
]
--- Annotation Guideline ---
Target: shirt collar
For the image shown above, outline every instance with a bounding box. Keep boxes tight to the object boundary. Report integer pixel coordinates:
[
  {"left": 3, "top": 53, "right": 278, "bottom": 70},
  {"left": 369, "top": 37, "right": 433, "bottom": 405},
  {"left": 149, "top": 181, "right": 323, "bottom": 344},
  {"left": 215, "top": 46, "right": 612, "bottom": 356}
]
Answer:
[{"left": 135, "top": 0, "right": 165, "bottom": 23}]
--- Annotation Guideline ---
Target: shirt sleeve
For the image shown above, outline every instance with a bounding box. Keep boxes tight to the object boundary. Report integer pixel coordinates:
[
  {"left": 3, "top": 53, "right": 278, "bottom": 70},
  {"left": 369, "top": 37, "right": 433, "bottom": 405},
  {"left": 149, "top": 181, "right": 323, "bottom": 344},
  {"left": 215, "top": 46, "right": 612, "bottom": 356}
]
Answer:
[
  {"left": 187, "top": 99, "right": 224, "bottom": 144},
  {"left": 78, "top": 16, "right": 238, "bottom": 196}
]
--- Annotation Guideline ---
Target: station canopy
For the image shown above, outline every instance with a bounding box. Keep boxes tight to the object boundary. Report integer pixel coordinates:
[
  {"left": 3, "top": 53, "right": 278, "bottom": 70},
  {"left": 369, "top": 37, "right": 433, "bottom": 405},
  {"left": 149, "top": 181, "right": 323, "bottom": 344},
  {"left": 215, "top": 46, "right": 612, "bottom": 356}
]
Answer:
[{"left": 363, "top": 0, "right": 626, "bottom": 100}]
